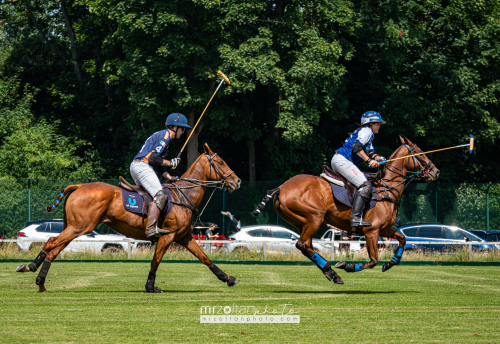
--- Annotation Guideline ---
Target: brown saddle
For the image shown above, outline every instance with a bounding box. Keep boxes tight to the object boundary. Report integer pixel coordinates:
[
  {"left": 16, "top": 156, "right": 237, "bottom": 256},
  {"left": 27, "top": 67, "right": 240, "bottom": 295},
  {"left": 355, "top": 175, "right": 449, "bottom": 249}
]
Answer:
[{"left": 118, "top": 176, "right": 153, "bottom": 211}]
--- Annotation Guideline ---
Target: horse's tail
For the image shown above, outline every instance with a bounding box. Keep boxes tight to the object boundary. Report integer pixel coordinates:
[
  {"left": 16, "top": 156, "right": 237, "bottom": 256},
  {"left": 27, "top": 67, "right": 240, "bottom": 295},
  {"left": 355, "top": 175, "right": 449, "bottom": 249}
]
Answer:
[
  {"left": 46, "top": 184, "right": 82, "bottom": 213},
  {"left": 252, "top": 188, "right": 280, "bottom": 217}
]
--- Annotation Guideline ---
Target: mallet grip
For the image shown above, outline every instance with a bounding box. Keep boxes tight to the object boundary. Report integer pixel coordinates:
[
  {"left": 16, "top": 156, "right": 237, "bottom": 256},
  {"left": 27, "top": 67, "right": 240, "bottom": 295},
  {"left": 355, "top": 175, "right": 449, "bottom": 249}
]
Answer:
[{"left": 218, "top": 71, "right": 231, "bottom": 85}]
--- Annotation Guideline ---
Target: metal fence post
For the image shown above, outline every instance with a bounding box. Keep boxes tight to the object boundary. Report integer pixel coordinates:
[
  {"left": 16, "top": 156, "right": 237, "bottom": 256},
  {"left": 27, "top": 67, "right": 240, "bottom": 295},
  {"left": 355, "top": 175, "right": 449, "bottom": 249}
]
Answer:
[
  {"left": 486, "top": 182, "right": 492, "bottom": 231},
  {"left": 468, "top": 243, "right": 472, "bottom": 261},
  {"left": 27, "top": 177, "right": 31, "bottom": 222},
  {"left": 222, "top": 189, "right": 226, "bottom": 237},
  {"left": 127, "top": 243, "right": 132, "bottom": 259},
  {"left": 330, "top": 240, "right": 335, "bottom": 261}
]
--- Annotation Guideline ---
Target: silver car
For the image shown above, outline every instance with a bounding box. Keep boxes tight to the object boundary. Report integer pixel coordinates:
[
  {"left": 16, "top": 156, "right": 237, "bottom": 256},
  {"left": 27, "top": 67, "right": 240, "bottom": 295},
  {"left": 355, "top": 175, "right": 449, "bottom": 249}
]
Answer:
[{"left": 223, "top": 225, "right": 327, "bottom": 254}]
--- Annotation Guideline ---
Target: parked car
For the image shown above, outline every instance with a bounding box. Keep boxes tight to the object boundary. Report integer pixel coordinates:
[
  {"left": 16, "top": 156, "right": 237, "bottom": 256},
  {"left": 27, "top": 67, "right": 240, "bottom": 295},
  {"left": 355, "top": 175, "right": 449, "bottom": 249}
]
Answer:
[
  {"left": 223, "top": 225, "right": 327, "bottom": 254},
  {"left": 397, "top": 223, "right": 499, "bottom": 253},
  {"left": 319, "top": 229, "right": 364, "bottom": 252},
  {"left": 16, "top": 220, "right": 150, "bottom": 253},
  {"left": 468, "top": 230, "right": 500, "bottom": 242}
]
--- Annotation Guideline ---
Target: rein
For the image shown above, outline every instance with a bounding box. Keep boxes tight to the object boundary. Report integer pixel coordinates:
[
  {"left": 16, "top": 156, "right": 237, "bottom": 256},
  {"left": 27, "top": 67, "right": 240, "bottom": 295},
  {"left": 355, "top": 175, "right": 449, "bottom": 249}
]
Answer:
[
  {"left": 372, "top": 144, "right": 436, "bottom": 206},
  {"left": 164, "top": 153, "right": 235, "bottom": 223}
]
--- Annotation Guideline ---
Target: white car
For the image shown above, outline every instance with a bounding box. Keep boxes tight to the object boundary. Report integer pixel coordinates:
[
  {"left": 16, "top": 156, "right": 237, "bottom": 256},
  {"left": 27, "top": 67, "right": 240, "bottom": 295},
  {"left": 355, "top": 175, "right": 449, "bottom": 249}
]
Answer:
[
  {"left": 223, "top": 225, "right": 327, "bottom": 254},
  {"left": 320, "top": 229, "right": 363, "bottom": 252},
  {"left": 16, "top": 220, "right": 150, "bottom": 253}
]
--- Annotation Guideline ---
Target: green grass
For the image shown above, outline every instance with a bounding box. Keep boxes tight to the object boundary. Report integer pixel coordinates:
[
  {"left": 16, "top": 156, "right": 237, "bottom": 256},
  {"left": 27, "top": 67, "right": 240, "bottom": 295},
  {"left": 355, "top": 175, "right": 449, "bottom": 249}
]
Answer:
[{"left": 1, "top": 263, "right": 500, "bottom": 343}]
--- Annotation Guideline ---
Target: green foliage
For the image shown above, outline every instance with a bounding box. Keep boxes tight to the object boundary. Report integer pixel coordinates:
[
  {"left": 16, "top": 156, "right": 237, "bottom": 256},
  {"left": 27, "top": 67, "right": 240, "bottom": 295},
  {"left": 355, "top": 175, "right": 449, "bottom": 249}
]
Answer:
[{"left": 0, "top": 74, "right": 104, "bottom": 179}]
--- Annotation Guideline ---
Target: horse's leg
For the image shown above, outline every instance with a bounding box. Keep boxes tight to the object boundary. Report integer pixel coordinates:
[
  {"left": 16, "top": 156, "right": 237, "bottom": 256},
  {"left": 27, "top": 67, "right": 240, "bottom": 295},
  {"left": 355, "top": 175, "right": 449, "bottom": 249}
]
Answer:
[
  {"left": 145, "top": 234, "right": 175, "bottom": 293},
  {"left": 296, "top": 222, "right": 344, "bottom": 285},
  {"left": 382, "top": 230, "right": 406, "bottom": 272},
  {"left": 17, "top": 227, "right": 95, "bottom": 292},
  {"left": 336, "top": 230, "right": 379, "bottom": 272},
  {"left": 177, "top": 235, "right": 239, "bottom": 287}
]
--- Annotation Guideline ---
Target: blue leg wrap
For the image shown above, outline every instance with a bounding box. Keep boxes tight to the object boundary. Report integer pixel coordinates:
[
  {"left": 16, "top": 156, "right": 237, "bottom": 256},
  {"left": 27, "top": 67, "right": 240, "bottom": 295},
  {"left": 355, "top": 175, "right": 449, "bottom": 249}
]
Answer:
[
  {"left": 391, "top": 247, "right": 404, "bottom": 265},
  {"left": 311, "top": 253, "right": 328, "bottom": 269},
  {"left": 354, "top": 263, "right": 364, "bottom": 272}
]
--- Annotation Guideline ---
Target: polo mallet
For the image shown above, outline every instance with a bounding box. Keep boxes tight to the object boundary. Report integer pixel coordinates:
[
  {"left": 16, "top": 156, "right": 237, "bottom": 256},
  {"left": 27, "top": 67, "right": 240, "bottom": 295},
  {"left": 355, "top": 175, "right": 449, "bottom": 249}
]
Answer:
[
  {"left": 176, "top": 71, "right": 231, "bottom": 159},
  {"left": 379, "top": 135, "right": 475, "bottom": 165}
]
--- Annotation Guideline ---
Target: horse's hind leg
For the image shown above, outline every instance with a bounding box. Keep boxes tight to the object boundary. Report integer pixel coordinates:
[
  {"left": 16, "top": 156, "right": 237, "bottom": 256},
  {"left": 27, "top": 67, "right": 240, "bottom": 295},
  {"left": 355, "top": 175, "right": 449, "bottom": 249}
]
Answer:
[
  {"left": 382, "top": 230, "right": 406, "bottom": 272},
  {"left": 145, "top": 233, "right": 175, "bottom": 293},
  {"left": 295, "top": 222, "right": 344, "bottom": 285},
  {"left": 177, "top": 235, "right": 239, "bottom": 287}
]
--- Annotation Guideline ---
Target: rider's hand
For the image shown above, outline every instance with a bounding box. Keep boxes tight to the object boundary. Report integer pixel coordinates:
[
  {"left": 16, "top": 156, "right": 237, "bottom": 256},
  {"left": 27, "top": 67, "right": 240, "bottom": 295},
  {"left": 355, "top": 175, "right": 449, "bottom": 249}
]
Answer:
[
  {"left": 368, "top": 159, "right": 380, "bottom": 168},
  {"left": 378, "top": 156, "right": 386, "bottom": 162},
  {"left": 170, "top": 158, "right": 180, "bottom": 169}
]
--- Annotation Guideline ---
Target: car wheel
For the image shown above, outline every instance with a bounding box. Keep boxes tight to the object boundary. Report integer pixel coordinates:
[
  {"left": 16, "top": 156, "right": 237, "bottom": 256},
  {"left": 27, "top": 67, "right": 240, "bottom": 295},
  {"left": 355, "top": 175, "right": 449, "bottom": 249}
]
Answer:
[
  {"left": 102, "top": 245, "right": 124, "bottom": 253},
  {"left": 232, "top": 246, "right": 250, "bottom": 253}
]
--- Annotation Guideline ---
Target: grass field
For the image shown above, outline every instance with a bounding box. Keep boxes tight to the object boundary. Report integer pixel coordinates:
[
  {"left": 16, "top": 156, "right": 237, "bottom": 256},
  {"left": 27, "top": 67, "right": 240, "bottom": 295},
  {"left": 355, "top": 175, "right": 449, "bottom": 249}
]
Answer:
[{"left": 1, "top": 262, "right": 499, "bottom": 343}]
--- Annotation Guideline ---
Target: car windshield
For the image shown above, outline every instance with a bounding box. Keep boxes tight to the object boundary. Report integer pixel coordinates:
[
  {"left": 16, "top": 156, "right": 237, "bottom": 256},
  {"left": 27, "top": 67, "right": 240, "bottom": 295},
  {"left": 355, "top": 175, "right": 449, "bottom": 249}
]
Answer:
[
  {"left": 247, "top": 229, "right": 270, "bottom": 237},
  {"left": 486, "top": 233, "right": 500, "bottom": 241},
  {"left": 272, "top": 230, "right": 295, "bottom": 239},
  {"left": 401, "top": 227, "right": 417, "bottom": 237},
  {"left": 461, "top": 231, "right": 482, "bottom": 242}
]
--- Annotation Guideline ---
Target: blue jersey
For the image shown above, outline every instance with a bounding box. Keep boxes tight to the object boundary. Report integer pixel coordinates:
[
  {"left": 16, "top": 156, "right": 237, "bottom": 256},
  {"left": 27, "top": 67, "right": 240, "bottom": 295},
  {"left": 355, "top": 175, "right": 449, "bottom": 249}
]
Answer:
[
  {"left": 134, "top": 129, "right": 171, "bottom": 170},
  {"left": 336, "top": 127, "right": 375, "bottom": 165}
]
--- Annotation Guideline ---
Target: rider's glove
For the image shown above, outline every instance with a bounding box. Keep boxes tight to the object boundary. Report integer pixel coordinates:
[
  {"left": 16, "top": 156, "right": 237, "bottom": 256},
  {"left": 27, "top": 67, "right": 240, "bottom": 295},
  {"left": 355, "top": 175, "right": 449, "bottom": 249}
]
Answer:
[
  {"left": 170, "top": 158, "right": 180, "bottom": 169},
  {"left": 368, "top": 158, "right": 380, "bottom": 168}
]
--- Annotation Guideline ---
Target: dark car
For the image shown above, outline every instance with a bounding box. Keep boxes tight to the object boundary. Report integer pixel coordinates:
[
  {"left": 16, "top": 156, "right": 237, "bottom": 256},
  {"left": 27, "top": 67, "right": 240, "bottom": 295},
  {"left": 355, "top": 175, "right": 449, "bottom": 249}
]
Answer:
[
  {"left": 397, "top": 223, "right": 498, "bottom": 253},
  {"left": 468, "top": 230, "right": 500, "bottom": 242}
]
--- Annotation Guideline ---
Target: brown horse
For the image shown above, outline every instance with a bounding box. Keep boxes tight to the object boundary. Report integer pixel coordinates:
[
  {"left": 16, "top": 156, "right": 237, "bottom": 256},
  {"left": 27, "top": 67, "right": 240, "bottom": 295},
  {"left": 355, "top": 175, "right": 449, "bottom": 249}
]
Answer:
[
  {"left": 17, "top": 144, "right": 242, "bottom": 293},
  {"left": 253, "top": 137, "right": 439, "bottom": 284}
]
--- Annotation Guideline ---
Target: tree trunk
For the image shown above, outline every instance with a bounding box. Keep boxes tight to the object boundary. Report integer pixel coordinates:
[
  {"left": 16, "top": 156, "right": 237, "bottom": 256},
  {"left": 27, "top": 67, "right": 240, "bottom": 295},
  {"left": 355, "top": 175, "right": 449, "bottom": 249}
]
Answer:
[{"left": 186, "top": 111, "right": 203, "bottom": 166}]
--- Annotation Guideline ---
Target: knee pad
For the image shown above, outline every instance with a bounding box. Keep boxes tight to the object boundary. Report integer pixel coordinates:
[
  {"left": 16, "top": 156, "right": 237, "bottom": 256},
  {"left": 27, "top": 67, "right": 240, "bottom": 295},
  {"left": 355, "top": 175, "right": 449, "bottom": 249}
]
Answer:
[
  {"left": 154, "top": 190, "right": 168, "bottom": 211},
  {"left": 358, "top": 181, "right": 373, "bottom": 201}
]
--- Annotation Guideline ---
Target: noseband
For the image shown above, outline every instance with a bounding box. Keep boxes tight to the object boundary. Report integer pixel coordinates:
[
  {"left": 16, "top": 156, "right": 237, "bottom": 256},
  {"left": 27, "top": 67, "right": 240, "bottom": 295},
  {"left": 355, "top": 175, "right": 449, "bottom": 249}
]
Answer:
[
  {"left": 404, "top": 144, "right": 436, "bottom": 179},
  {"left": 205, "top": 153, "right": 235, "bottom": 190}
]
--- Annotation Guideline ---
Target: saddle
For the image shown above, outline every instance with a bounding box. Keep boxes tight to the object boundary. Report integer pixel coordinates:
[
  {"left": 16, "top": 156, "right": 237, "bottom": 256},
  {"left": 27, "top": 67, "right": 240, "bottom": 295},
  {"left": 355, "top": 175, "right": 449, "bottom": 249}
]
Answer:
[
  {"left": 321, "top": 166, "right": 357, "bottom": 204},
  {"left": 118, "top": 176, "right": 153, "bottom": 211}
]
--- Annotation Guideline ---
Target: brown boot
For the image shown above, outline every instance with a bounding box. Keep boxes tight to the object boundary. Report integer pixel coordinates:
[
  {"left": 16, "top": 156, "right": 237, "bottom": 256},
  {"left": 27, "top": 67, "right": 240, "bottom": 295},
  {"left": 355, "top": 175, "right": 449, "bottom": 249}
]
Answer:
[{"left": 145, "top": 202, "right": 170, "bottom": 239}]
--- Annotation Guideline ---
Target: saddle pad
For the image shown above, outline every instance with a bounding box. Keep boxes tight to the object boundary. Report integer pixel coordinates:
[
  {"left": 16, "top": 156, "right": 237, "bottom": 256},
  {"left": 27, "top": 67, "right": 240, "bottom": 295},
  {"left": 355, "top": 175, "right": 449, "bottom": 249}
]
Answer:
[
  {"left": 122, "top": 186, "right": 173, "bottom": 216},
  {"left": 329, "top": 182, "right": 377, "bottom": 210}
]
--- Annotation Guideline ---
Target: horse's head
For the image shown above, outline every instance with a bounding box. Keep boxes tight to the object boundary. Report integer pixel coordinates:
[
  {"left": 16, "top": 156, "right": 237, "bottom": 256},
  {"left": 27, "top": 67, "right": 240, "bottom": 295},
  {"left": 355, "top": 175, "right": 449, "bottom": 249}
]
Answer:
[
  {"left": 202, "top": 143, "right": 241, "bottom": 191},
  {"left": 398, "top": 136, "right": 440, "bottom": 181}
]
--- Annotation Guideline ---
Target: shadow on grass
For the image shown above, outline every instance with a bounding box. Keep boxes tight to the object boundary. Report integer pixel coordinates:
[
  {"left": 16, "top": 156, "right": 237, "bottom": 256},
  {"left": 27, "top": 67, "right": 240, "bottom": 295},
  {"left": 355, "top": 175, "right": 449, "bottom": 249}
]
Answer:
[{"left": 272, "top": 290, "right": 413, "bottom": 295}]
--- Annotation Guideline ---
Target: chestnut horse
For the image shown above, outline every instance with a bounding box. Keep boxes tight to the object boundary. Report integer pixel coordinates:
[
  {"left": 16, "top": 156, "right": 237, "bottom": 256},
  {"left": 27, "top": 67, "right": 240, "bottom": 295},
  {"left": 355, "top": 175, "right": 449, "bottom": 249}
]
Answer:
[
  {"left": 253, "top": 137, "right": 440, "bottom": 284},
  {"left": 17, "top": 144, "right": 242, "bottom": 293}
]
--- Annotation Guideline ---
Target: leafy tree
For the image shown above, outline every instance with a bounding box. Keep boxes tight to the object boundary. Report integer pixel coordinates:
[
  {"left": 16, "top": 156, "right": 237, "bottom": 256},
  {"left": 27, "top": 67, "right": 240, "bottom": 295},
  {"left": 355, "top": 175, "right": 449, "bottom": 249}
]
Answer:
[{"left": 0, "top": 73, "right": 104, "bottom": 178}]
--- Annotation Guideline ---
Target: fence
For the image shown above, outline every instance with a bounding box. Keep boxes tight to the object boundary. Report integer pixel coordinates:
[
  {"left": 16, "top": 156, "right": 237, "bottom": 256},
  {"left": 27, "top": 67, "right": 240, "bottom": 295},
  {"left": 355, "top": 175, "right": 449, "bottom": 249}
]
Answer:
[
  {"left": 0, "top": 179, "right": 499, "bottom": 238},
  {"left": 2, "top": 239, "right": 499, "bottom": 262}
]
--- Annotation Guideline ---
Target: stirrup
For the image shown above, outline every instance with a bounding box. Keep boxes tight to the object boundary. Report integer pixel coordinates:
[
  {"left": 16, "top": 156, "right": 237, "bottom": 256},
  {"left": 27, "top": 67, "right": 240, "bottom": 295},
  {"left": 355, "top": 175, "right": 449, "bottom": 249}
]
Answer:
[{"left": 146, "top": 223, "right": 171, "bottom": 238}]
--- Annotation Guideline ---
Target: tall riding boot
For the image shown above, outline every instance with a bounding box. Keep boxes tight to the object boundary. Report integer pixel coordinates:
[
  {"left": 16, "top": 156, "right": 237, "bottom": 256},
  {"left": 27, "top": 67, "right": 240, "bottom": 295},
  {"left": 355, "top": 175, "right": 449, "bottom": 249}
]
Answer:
[
  {"left": 145, "top": 202, "right": 170, "bottom": 239},
  {"left": 350, "top": 194, "right": 372, "bottom": 228}
]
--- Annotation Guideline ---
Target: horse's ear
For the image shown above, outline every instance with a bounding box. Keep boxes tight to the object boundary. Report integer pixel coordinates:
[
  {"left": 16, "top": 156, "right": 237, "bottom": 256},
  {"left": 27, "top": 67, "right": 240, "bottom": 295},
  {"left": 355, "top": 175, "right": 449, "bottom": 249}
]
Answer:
[
  {"left": 404, "top": 136, "right": 414, "bottom": 146},
  {"left": 203, "top": 143, "right": 214, "bottom": 155},
  {"left": 399, "top": 136, "right": 406, "bottom": 144}
]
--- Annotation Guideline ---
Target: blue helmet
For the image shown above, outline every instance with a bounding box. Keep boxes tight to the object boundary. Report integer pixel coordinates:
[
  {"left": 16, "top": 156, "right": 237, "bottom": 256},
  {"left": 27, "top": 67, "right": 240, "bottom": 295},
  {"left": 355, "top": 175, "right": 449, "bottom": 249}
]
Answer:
[
  {"left": 361, "top": 111, "right": 386, "bottom": 125},
  {"left": 165, "top": 113, "right": 191, "bottom": 129}
]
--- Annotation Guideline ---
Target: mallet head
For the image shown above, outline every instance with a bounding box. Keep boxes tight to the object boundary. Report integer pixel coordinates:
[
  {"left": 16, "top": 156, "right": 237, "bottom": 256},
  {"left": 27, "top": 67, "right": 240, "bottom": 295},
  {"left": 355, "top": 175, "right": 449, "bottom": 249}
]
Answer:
[
  {"left": 469, "top": 135, "right": 474, "bottom": 153},
  {"left": 218, "top": 71, "right": 231, "bottom": 85}
]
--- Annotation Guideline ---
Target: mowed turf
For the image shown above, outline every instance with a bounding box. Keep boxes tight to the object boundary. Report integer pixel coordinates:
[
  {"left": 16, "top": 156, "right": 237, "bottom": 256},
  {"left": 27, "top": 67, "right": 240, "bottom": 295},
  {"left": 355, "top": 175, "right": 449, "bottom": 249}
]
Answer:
[{"left": 1, "top": 263, "right": 499, "bottom": 343}]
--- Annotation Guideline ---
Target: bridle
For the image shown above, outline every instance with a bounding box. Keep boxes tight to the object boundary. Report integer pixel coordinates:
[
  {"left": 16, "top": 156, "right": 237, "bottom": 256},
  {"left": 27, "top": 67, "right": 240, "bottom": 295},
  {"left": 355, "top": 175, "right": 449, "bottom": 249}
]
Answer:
[
  {"left": 164, "top": 152, "right": 236, "bottom": 223},
  {"left": 373, "top": 143, "right": 437, "bottom": 205}
]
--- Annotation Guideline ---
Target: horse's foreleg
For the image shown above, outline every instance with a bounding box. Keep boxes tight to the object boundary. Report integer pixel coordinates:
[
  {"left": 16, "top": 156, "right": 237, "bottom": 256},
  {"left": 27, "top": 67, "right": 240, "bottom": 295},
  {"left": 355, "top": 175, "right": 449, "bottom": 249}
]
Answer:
[
  {"left": 178, "top": 235, "right": 239, "bottom": 287},
  {"left": 336, "top": 230, "right": 379, "bottom": 272},
  {"left": 296, "top": 228, "right": 344, "bottom": 284},
  {"left": 382, "top": 231, "right": 406, "bottom": 272},
  {"left": 146, "top": 234, "right": 175, "bottom": 293}
]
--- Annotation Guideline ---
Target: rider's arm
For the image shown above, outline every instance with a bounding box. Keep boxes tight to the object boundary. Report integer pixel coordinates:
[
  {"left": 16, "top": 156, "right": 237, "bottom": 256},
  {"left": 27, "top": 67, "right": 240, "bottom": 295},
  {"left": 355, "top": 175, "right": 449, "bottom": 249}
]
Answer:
[
  {"left": 354, "top": 146, "right": 379, "bottom": 167},
  {"left": 149, "top": 152, "right": 172, "bottom": 167}
]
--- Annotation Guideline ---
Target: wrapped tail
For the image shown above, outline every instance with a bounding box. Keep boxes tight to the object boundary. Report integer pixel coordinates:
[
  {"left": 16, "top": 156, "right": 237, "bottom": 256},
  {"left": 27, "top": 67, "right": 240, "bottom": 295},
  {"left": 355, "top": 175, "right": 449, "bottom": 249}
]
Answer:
[
  {"left": 252, "top": 188, "right": 280, "bottom": 217},
  {"left": 46, "top": 185, "right": 82, "bottom": 212}
]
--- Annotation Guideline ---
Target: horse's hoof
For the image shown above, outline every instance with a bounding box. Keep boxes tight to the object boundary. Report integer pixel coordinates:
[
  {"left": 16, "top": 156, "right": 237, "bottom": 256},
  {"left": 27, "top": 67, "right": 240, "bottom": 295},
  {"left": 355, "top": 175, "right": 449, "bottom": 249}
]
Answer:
[
  {"left": 382, "top": 263, "right": 392, "bottom": 272},
  {"left": 38, "top": 285, "right": 47, "bottom": 293},
  {"left": 335, "top": 262, "right": 346, "bottom": 270},
  {"left": 333, "top": 276, "right": 344, "bottom": 285},
  {"left": 146, "top": 287, "right": 162, "bottom": 293},
  {"left": 227, "top": 276, "right": 239, "bottom": 287},
  {"left": 16, "top": 264, "right": 30, "bottom": 272}
]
